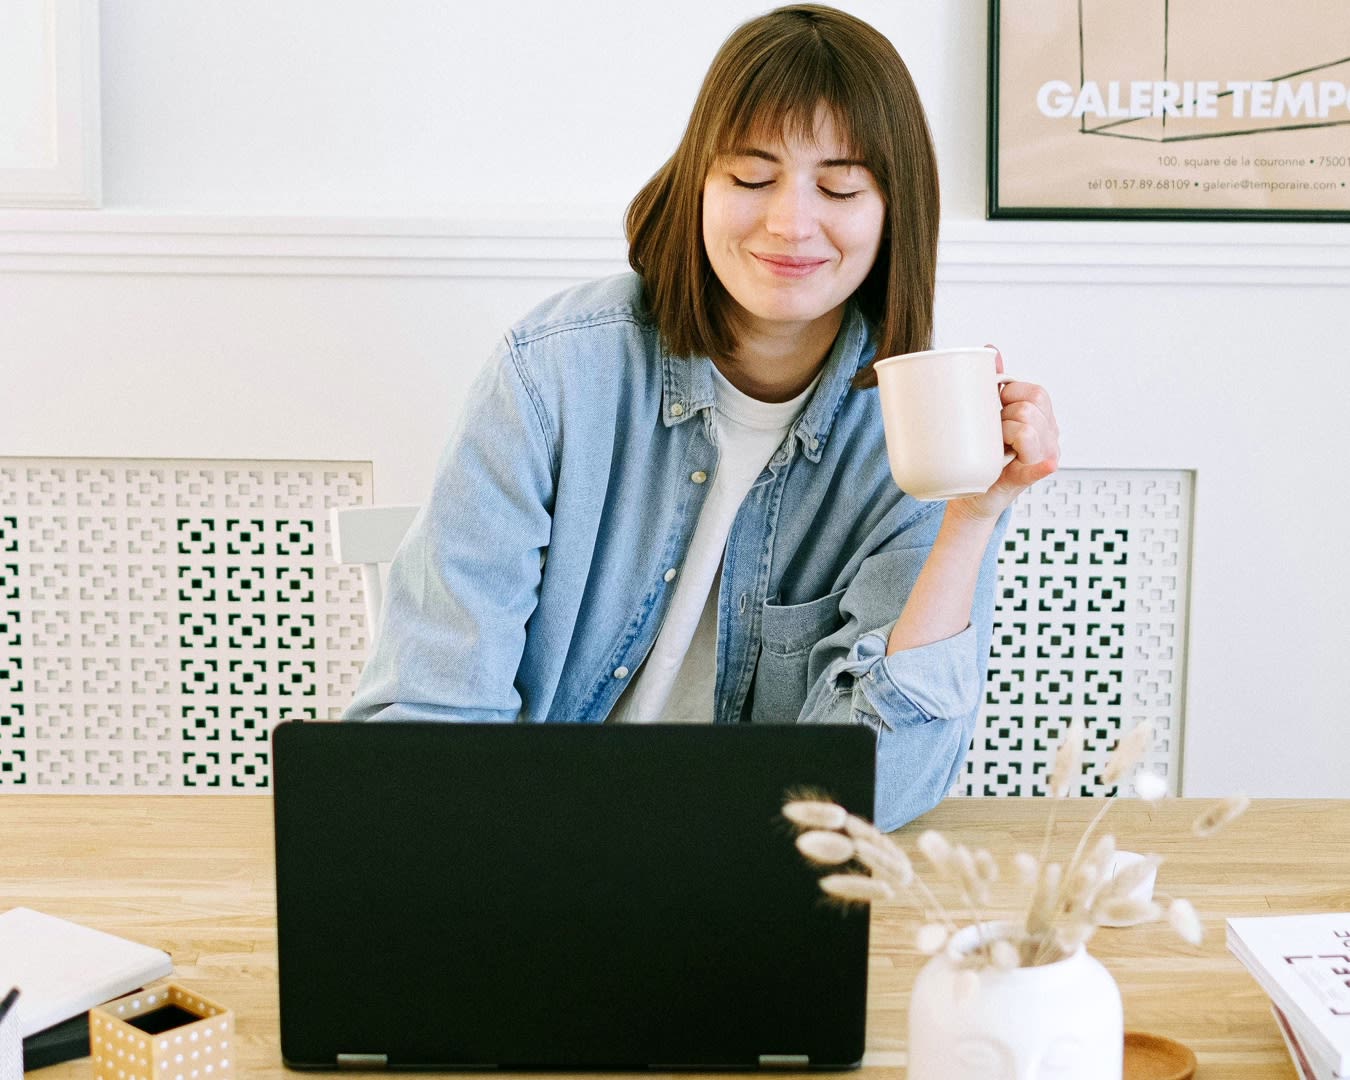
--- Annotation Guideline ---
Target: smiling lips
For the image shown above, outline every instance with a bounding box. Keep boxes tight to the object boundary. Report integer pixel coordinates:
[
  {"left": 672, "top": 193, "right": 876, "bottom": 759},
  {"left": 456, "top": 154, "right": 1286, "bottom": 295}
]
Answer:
[{"left": 753, "top": 253, "right": 830, "bottom": 278}]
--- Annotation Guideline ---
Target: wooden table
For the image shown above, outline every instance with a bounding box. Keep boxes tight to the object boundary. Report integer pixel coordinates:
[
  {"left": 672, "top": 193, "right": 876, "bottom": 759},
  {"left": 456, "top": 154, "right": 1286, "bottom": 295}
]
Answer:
[{"left": 4, "top": 796, "right": 1346, "bottom": 1078}]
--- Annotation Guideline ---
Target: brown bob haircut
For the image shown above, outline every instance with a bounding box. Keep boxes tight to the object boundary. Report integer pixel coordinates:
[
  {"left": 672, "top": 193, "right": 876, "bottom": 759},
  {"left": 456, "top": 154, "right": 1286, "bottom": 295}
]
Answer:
[{"left": 625, "top": 4, "right": 940, "bottom": 390}]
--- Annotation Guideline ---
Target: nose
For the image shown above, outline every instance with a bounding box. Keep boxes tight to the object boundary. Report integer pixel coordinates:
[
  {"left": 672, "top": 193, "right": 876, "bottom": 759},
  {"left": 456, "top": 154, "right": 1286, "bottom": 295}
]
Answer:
[{"left": 764, "top": 180, "right": 818, "bottom": 243}]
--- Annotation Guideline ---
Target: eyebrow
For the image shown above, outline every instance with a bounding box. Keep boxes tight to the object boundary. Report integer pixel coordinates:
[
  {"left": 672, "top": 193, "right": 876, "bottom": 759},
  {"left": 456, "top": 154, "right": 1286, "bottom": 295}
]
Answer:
[{"left": 725, "top": 148, "right": 868, "bottom": 169}]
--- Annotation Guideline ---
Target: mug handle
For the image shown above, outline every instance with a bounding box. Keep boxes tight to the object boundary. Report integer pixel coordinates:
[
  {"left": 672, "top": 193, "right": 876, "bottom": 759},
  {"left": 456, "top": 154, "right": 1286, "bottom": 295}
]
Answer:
[{"left": 995, "top": 372, "right": 1021, "bottom": 467}]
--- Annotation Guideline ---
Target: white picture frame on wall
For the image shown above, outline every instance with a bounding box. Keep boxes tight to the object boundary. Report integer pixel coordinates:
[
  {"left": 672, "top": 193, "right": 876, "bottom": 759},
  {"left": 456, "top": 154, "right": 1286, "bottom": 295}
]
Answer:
[{"left": 0, "top": 0, "right": 101, "bottom": 208}]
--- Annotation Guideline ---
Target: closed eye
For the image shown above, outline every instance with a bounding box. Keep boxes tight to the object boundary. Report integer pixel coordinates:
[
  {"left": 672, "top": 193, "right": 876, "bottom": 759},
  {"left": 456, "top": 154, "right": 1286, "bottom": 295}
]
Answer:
[{"left": 730, "top": 176, "right": 862, "bottom": 201}]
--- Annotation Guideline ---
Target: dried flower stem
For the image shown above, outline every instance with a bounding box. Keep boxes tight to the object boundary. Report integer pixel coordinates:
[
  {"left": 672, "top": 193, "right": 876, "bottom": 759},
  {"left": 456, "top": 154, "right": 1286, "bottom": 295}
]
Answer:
[
  {"left": 785, "top": 717, "right": 1241, "bottom": 972},
  {"left": 847, "top": 816, "right": 957, "bottom": 931},
  {"left": 1027, "top": 797, "right": 1061, "bottom": 943},
  {"left": 911, "top": 874, "right": 959, "bottom": 932},
  {"left": 1031, "top": 796, "right": 1116, "bottom": 964}
]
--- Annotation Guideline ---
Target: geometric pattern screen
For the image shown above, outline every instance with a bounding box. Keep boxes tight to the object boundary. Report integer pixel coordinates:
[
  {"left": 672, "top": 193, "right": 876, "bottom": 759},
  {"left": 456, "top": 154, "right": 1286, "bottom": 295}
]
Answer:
[
  {"left": 959, "top": 469, "right": 1192, "bottom": 798},
  {"left": 0, "top": 460, "right": 1188, "bottom": 796},
  {"left": 0, "top": 459, "right": 372, "bottom": 791}
]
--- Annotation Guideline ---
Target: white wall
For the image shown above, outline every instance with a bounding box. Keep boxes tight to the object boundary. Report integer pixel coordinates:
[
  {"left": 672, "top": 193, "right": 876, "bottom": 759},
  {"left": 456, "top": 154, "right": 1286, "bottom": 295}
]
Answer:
[
  {"left": 3, "top": 0, "right": 1349, "bottom": 797},
  {"left": 93, "top": 0, "right": 979, "bottom": 218}
]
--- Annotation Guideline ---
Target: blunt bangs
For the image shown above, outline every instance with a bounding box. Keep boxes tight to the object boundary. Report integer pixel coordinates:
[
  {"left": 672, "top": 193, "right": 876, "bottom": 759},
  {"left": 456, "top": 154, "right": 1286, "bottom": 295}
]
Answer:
[{"left": 716, "top": 40, "right": 880, "bottom": 187}]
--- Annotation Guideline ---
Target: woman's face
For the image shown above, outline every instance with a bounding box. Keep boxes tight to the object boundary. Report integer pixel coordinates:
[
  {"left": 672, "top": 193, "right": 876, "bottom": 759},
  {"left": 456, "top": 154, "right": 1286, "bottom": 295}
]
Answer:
[{"left": 702, "top": 105, "right": 886, "bottom": 342}]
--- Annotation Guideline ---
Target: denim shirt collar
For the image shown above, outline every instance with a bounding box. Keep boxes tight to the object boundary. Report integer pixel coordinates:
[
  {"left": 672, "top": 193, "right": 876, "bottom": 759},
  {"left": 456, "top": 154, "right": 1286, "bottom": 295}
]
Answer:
[{"left": 659, "top": 303, "right": 872, "bottom": 465}]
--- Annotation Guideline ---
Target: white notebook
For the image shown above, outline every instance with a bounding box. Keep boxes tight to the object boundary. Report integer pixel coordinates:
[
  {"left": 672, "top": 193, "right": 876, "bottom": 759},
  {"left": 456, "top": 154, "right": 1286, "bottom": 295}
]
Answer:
[{"left": 0, "top": 908, "right": 173, "bottom": 1037}]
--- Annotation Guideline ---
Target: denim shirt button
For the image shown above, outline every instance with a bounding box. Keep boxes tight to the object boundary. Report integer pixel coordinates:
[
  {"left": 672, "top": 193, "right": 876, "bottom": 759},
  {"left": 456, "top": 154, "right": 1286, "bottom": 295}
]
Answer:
[
  {"left": 809, "top": 437, "right": 820, "bottom": 451},
  {"left": 613, "top": 666, "right": 630, "bottom": 679},
  {"left": 690, "top": 470, "right": 708, "bottom": 484},
  {"left": 663, "top": 568, "right": 677, "bottom": 582},
  {"left": 670, "top": 403, "right": 685, "bottom": 417}
]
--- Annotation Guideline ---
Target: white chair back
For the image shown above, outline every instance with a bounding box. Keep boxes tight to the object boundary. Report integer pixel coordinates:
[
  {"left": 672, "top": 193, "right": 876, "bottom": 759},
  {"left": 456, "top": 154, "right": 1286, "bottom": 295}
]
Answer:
[{"left": 329, "top": 504, "right": 420, "bottom": 651}]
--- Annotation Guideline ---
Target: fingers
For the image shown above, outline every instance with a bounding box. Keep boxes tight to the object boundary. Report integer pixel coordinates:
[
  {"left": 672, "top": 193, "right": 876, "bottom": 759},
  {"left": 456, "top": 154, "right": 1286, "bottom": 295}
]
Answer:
[
  {"left": 1000, "top": 382, "right": 1058, "bottom": 444},
  {"left": 999, "top": 384, "right": 1060, "bottom": 477},
  {"left": 1002, "top": 397, "right": 1056, "bottom": 439},
  {"left": 1001, "top": 418, "right": 1058, "bottom": 471},
  {"left": 985, "top": 349, "right": 1060, "bottom": 478},
  {"left": 999, "top": 380, "right": 1057, "bottom": 424}
]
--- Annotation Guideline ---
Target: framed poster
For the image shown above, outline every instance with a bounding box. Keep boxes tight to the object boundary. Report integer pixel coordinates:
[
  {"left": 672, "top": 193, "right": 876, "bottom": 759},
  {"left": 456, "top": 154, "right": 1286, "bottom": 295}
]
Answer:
[{"left": 988, "top": 0, "right": 1350, "bottom": 220}]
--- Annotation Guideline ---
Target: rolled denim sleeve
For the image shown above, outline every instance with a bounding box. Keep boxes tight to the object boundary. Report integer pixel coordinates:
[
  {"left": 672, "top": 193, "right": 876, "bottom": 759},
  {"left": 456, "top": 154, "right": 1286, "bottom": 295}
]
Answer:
[
  {"left": 797, "top": 504, "right": 1010, "bottom": 831},
  {"left": 343, "top": 336, "right": 555, "bottom": 724}
]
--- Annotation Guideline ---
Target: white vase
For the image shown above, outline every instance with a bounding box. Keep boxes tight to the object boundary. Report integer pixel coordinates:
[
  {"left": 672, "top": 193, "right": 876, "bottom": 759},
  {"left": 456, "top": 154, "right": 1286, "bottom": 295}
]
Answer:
[{"left": 907, "top": 922, "right": 1123, "bottom": 1080}]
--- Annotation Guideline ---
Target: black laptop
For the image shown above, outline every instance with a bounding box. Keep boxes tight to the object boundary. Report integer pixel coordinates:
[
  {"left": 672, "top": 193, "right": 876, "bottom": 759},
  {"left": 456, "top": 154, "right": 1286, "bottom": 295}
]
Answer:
[{"left": 271, "top": 721, "right": 875, "bottom": 1070}]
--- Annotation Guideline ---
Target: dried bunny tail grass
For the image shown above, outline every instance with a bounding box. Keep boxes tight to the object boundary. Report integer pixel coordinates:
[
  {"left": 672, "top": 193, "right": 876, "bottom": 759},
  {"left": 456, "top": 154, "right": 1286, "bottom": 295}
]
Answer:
[
  {"left": 1092, "top": 895, "right": 1161, "bottom": 927},
  {"left": 973, "top": 849, "right": 1000, "bottom": 885},
  {"left": 843, "top": 813, "right": 885, "bottom": 842},
  {"left": 795, "top": 830, "right": 856, "bottom": 865},
  {"left": 917, "top": 830, "right": 953, "bottom": 872},
  {"left": 1167, "top": 898, "right": 1204, "bottom": 945},
  {"left": 1013, "top": 852, "right": 1040, "bottom": 887},
  {"left": 915, "top": 923, "right": 949, "bottom": 955},
  {"left": 1053, "top": 918, "right": 1097, "bottom": 956},
  {"left": 820, "top": 873, "right": 896, "bottom": 904},
  {"left": 989, "top": 939, "right": 1021, "bottom": 971},
  {"left": 1025, "top": 862, "right": 1062, "bottom": 937},
  {"left": 1191, "top": 795, "right": 1250, "bottom": 838},
  {"left": 783, "top": 799, "right": 847, "bottom": 831},
  {"left": 1100, "top": 720, "right": 1156, "bottom": 787},
  {"left": 950, "top": 842, "right": 993, "bottom": 912},
  {"left": 952, "top": 845, "right": 978, "bottom": 883},
  {"left": 1062, "top": 861, "right": 1102, "bottom": 918},
  {"left": 1088, "top": 833, "right": 1117, "bottom": 870},
  {"left": 1133, "top": 769, "right": 1168, "bottom": 802},
  {"left": 854, "top": 838, "right": 915, "bottom": 887},
  {"left": 1048, "top": 725, "right": 1083, "bottom": 798}
]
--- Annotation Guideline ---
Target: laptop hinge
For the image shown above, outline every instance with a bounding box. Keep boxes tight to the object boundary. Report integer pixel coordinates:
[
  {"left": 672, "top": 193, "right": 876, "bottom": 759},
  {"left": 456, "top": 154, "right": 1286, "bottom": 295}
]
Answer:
[
  {"left": 338, "top": 1053, "right": 388, "bottom": 1069},
  {"left": 759, "top": 1054, "right": 810, "bottom": 1067}
]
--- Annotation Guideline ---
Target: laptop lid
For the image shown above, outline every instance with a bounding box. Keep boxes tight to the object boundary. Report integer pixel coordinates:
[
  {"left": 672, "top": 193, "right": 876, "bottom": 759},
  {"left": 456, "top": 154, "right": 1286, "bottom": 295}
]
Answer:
[{"left": 271, "top": 721, "right": 875, "bottom": 1070}]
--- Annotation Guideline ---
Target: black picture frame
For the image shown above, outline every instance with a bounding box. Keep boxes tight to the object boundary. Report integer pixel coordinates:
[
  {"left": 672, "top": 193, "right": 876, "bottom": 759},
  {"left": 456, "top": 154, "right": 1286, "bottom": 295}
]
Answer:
[{"left": 987, "top": 0, "right": 1350, "bottom": 222}]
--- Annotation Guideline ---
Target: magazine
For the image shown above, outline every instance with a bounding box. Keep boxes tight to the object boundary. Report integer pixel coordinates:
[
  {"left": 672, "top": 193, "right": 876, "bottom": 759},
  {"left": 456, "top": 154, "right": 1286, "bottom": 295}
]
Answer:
[
  {"left": 1272, "top": 1004, "right": 1325, "bottom": 1080},
  {"left": 1227, "top": 913, "right": 1350, "bottom": 1078}
]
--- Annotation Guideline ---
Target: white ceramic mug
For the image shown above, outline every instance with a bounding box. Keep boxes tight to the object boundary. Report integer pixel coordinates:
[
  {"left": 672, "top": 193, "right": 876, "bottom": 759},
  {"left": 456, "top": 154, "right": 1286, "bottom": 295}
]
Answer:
[
  {"left": 873, "top": 346, "right": 1016, "bottom": 501},
  {"left": 1099, "top": 850, "right": 1158, "bottom": 927}
]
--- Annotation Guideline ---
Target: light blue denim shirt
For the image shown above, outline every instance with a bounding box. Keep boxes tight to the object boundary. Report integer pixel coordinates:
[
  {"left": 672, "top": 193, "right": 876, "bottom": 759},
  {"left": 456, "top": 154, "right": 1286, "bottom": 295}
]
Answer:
[{"left": 345, "top": 273, "right": 1009, "bottom": 830}]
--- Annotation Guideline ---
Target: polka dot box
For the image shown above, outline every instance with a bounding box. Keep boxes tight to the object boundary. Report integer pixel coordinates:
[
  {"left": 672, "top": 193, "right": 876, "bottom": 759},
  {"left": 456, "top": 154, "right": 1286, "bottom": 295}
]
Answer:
[{"left": 90, "top": 983, "right": 233, "bottom": 1080}]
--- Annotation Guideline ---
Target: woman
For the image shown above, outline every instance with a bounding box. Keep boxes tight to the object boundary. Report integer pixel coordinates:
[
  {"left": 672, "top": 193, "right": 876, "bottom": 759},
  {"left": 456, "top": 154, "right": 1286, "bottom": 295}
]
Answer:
[{"left": 345, "top": 4, "right": 1059, "bottom": 829}]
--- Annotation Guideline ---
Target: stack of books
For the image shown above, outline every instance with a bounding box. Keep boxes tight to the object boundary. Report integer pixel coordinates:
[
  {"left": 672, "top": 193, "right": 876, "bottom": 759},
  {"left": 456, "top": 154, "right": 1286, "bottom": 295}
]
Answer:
[
  {"left": 0, "top": 908, "right": 173, "bottom": 1070},
  {"left": 1227, "top": 913, "right": 1350, "bottom": 1080}
]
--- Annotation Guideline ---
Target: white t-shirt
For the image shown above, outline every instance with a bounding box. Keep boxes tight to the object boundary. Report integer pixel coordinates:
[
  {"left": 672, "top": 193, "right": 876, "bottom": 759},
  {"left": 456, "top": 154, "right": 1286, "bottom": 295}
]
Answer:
[{"left": 611, "top": 366, "right": 818, "bottom": 724}]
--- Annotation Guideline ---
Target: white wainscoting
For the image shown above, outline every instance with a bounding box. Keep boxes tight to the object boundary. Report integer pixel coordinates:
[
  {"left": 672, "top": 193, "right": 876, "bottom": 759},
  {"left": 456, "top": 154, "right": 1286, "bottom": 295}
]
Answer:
[{"left": 2, "top": 212, "right": 1348, "bottom": 799}]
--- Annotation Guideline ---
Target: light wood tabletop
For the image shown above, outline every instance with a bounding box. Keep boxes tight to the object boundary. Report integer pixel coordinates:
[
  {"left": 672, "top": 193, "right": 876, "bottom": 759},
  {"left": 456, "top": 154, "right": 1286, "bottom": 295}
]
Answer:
[{"left": 4, "top": 795, "right": 1345, "bottom": 1078}]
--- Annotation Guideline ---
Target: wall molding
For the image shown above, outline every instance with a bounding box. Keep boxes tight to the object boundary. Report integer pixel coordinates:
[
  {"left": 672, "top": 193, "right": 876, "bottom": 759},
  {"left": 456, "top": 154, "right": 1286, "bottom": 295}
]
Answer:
[{"left": 2, "top": 210, "right": 1350, "bottom": 284}]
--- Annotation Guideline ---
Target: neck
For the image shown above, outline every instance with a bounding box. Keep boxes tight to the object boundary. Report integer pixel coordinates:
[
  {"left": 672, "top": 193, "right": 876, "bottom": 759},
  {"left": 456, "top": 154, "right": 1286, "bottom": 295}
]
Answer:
[{"left": 714, "top": 303, "right": 845, "bottom": 403}]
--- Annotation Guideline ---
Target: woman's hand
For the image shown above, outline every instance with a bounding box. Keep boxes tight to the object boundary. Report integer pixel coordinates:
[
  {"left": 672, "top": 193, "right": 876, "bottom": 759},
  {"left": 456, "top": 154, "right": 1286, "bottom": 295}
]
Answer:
[{"left": 946, "top": 347, "right": 1060, "bottom": 525}]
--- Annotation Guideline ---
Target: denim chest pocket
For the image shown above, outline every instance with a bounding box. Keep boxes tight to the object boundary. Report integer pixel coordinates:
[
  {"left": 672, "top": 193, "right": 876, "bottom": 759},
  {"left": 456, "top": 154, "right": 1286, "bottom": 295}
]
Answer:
[{"left": 751, "top": 587, "right": 848, "bottom": 724}]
